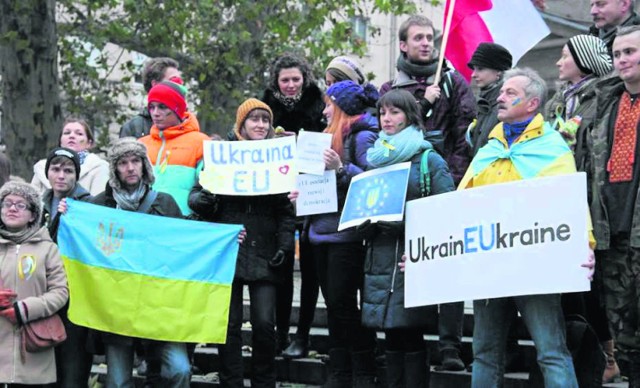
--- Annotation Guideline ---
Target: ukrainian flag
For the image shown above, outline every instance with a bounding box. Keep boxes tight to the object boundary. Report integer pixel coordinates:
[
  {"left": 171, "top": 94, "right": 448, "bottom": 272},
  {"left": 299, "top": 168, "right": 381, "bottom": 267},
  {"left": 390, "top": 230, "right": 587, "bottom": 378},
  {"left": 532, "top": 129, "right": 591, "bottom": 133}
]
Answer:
[{"left": 57, "top": 199, "right": 242, "bottom": 343}]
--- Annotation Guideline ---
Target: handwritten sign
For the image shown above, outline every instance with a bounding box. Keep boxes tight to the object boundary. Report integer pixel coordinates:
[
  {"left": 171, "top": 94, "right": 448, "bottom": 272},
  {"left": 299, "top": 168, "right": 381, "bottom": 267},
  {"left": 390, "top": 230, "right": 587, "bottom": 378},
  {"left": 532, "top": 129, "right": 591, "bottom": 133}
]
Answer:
[
  {"left": 200, "top": 137, "right": 297, "bottom": 195},
  {"left": 338, "top": 162, "right": 411, "bottom": 231},
  {"left": 404, "top": 173, "right": 590, "bottom": 307},
  {"left": 296, "top": 131, "right": 333, "bottom": 176},
  {"left": 296, "top": 171, "right": 338, "bottom": 216}
]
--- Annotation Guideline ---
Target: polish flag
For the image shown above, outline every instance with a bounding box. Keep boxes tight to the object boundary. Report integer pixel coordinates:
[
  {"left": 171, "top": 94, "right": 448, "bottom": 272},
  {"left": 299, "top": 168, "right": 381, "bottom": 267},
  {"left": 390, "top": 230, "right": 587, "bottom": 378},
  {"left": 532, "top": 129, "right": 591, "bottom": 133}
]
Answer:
[{"left": 443, "top": 0, "right": 550, "bottom": 80}]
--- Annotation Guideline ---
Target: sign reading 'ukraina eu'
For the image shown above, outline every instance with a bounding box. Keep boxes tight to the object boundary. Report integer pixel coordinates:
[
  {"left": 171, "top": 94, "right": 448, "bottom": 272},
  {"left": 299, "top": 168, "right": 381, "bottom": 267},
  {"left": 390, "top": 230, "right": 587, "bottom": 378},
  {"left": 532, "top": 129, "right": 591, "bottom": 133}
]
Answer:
[
  {"left": 404, "top": 173, "right": 591, "bottom": 307},
  {"left": 200, "top": 137, "right": 297, "bottom": 196}
]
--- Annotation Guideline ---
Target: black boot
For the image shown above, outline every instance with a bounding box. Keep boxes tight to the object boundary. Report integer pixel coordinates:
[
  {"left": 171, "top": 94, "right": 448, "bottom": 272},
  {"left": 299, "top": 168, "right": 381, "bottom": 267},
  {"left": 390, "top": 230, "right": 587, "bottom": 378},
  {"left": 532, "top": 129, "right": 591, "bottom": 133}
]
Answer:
[
  {"left": 282, "top": 335, "right": 309, "bottom": 359},
  {"left": 405, "top": 350, "right": 429, "bottom": 388},
  {"left": 440, "top": 348, "right": 465, "bottom": 371},
  {"left": 324, "top": 348, "right": 352, "bottom": 388},
  {"left": 385, "top": 351, "right": 405, "bottom": 388},
  {"left": 628, "top": 353, "right": 640, "bottom": 388},
  {"left": 352, "top": 349, "right": 378, "bottom": 388}
]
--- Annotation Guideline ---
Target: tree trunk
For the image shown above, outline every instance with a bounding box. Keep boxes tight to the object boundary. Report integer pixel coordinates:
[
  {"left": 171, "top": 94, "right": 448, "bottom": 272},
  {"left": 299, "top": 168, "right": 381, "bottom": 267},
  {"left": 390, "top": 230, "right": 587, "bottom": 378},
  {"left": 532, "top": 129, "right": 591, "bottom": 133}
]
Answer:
[{"left": 0, "top": 0, "right": 62, "bottom": 180}]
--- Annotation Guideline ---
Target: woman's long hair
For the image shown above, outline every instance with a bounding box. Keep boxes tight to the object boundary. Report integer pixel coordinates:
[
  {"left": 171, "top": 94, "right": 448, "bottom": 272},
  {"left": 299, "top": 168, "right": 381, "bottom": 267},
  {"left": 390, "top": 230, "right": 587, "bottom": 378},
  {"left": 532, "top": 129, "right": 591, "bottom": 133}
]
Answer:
[{"left": 323, "top": 96, "right": 361, "bottom": 157}]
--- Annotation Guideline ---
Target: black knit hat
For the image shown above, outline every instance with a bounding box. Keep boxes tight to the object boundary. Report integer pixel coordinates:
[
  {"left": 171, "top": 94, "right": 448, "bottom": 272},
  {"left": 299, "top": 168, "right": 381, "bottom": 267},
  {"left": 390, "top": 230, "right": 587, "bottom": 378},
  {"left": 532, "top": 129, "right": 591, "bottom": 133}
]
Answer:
[
  {"left": 467, "top": 43, "right": 513, "bottom": 71},
  {"left": 566, "top": 35, "right": 612, "bottom": 77},
  {"left": 45, "top": 147, "right": 80, "bottom": 180}
]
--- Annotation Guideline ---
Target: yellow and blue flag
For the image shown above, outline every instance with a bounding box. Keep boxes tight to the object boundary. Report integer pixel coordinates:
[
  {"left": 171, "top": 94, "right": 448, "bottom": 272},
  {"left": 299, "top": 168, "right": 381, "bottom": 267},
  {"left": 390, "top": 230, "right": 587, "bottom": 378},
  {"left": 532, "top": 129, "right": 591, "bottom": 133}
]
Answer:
[{"left": 58, "top": 199, "right": 242, "bottom": 343}]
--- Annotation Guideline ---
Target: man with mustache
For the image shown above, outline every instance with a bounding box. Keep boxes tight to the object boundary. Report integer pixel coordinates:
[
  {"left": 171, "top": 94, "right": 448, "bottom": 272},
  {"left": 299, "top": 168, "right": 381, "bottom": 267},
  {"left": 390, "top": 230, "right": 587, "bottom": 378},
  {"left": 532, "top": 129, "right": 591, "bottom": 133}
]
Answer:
[
  {"left": 589, "top": 0, "right": 640, "bottom": 54},
  {"left": 459, "top": 67, "right": 584, "bottom": 387}
]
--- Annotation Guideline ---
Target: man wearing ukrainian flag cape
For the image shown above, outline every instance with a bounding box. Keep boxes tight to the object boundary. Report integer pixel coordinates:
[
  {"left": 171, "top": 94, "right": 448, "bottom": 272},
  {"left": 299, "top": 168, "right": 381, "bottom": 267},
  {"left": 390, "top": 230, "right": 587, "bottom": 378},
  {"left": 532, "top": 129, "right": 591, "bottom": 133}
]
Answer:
[
  {"left": 58, "top": 138, "right": 242, "bottom": 387},
  {"left": 460, "top": 68, "right": 581, "bottom": 387}
]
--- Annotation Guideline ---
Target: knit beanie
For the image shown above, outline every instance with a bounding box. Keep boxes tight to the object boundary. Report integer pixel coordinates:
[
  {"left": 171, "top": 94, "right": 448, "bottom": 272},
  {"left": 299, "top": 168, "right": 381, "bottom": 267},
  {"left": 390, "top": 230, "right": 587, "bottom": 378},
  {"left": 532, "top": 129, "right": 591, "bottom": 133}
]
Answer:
[
  {"left": 147, "top": 81, "right": 188, "bottom": 120},
  {"left": 326, "top": 56, "right": 366, "bottom": 84},
  {"left": 233, "top": 98, "right": 274, "bottom": 140},
  {"left": 45, "top": 147, "right": 81, "bottom": 180},
  {"left": 467, "top": 43, "right": 513, "bottom": 71},
  {"left": 0, "top": 182, "right": 43, "bottom": 226},
  {"left": 566, "top": 35, "right": 612, "bottom": 77},
  {"left": 107, "top": 138, "right": 155, "bottom": 191},
  {"left": 326, "top": 81, "right": 379, "bottom": 116}
]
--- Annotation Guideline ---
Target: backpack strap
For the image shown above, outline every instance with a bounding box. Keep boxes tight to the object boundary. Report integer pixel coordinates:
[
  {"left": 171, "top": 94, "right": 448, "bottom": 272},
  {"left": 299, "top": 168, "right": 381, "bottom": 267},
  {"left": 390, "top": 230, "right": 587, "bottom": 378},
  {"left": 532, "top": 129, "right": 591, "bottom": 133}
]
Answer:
[
  {"left": 420, "top": 149, "right": 433, "bottom": 197},
  {"left": 137, "top": 189, "right": 158, "bottom": 214}
]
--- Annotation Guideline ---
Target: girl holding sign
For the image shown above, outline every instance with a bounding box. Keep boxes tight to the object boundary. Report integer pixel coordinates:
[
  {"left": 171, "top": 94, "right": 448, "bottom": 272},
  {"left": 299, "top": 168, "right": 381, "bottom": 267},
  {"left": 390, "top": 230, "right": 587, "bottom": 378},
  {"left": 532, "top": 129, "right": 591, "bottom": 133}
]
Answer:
[
  {"left": 304, "top": 80, "right": 379, "bottom": 387},
  {"left": 358, "top": 89, "right": 455, "bottom": 387},
  {"left": 189, "top": 98, "right": 295, "bottom": 388}
]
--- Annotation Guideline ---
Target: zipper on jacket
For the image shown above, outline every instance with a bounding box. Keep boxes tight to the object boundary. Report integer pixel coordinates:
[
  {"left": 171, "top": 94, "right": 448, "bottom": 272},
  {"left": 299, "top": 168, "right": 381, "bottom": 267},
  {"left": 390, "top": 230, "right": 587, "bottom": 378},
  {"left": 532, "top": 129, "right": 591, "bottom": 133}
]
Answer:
[
  {"left": 12, "top": 244, "right": 20, "bottom": 382},
  {"left": 155, "top": 131, "right": 167, "bottom": 169},
  {"left": 389, "top": 239, "right": 399, "bottom": 294}
]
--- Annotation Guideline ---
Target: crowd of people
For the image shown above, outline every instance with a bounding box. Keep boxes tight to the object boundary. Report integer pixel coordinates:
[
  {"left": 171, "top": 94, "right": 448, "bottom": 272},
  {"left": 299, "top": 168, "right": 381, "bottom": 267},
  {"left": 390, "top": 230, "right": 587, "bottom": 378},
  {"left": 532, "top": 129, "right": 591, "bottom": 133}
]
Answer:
[{"left": 2, "top": 0, "right": 640, "bottom": 387}]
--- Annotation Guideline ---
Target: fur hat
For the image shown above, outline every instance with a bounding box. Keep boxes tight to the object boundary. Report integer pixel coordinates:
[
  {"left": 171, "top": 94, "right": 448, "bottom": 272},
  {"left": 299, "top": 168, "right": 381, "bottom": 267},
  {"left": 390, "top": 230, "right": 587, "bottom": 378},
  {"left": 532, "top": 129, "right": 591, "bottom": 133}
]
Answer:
[
  {"left": 107, "top": 138, "right": 155, "bottom": 191},
  {"left": 326, "top": 56, "right": 366, "bottom": 84},
  {"left": 467, "top": 43, "right": 513, "bottom": 71},
  {"left": 0, "top": 182, "right": 43, "bottom": 227},
  {"left": 233, "top": 98, "right": 274, "bottom": 140},
  {"left": 45, "top": 147, "right": 80, "bottom": 180},
  {"left": 567, "top": 35, "right": 612, "bottom": 77},
  {"left": 147, "top": 81, "right": 188, "bottom": 120},
  {"left": 326, "top": 81, "right": 379, "bottom": 115}
]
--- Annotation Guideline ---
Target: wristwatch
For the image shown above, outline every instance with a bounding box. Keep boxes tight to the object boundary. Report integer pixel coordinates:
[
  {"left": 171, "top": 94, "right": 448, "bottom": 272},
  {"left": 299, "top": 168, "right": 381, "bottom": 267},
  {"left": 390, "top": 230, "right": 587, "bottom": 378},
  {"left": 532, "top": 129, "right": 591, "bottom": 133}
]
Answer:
[{"left": 336, "top": 166, "right": 345, "bottom": 176}]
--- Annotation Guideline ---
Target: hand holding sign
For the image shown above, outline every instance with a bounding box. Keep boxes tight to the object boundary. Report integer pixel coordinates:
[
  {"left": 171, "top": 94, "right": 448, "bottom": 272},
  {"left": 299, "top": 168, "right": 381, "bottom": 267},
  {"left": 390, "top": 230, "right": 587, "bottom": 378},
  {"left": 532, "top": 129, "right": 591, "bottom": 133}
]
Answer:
[{"left": 200, "top": 137, "right": 297, "bottom": 196}]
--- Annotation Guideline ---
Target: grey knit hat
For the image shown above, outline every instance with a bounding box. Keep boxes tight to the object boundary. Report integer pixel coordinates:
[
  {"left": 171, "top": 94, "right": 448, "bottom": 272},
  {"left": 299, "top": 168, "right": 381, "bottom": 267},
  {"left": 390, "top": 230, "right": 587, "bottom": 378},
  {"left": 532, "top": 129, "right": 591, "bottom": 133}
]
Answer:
[
  {"left": 567, "top": 35, "right": 612, "bottom": 77},
  {"left": 0, "top": 182, "right": 43, "bottom": 227},
  {"left": 107, "top": 137, "right": 155, "bottom": 191}
]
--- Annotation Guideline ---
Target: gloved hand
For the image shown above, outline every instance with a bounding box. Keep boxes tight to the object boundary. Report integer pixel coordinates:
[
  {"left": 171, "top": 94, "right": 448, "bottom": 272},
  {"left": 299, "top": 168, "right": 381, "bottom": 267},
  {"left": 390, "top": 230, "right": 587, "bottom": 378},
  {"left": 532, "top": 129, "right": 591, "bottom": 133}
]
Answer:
[
  {"left": 269, "top": 249, "right": 286, "bottom": 268},
  {"left": 356, "top": 219, "right": 378, "bottom": 240},
  {"left": 0, "top": 305, "right": 17, "bottom": 324},
  {"left": 377, "top": 221, "right": 404, "bottom": 237},
  {"left": 193, "top": 189, "right": 218, "bottom": 213},
  {"left": 0, "top": 289, "right": 17, "bottom": 309}
]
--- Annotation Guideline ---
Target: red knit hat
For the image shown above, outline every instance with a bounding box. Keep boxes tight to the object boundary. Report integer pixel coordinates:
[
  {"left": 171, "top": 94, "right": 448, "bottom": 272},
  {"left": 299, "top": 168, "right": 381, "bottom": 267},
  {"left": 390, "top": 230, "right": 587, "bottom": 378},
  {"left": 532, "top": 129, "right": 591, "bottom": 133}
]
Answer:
[{"left": 147, "top": 81, "right": 187, "bottom": 120}]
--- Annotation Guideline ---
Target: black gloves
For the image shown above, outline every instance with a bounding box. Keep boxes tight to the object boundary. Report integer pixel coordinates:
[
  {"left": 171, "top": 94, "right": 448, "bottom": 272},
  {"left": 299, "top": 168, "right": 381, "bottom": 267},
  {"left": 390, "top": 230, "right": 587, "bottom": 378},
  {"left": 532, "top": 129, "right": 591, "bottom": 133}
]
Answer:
[
  {"left": 377, "top": 221, "right": 404, "bottom": 237},
  {"left": 193, "top": 189, "right": 218, "bottom": 213},
  {"left": 356, "top": 219, "right": 377, "bottom": 240},
  {"left": 268, "top": 249, "right": 286, "bottom": 268},
  {"left": 356, "top": 219, "right": 404, "bottom": 240}
]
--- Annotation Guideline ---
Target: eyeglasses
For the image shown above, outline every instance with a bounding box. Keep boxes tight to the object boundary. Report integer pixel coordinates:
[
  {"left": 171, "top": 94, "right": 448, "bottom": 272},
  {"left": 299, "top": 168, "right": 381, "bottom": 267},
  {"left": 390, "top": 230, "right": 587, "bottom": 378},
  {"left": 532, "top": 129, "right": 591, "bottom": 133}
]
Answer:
[{"left": 1, "top": 202, "right": 30, "bottom": 211}]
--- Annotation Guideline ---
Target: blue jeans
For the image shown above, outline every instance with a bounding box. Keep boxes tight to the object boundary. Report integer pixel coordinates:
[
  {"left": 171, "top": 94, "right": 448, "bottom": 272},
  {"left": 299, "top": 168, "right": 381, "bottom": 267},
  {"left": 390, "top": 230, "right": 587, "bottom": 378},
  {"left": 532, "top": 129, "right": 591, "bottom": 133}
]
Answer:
[
  {"left": 218, "top": 280, "right": 277, "bottom": 388},
  {"left": 472, "top": 294, "right": 577, "bottom": 388},
  {"left": 105, "top": 340, "right": 190, "bottom": 388}
]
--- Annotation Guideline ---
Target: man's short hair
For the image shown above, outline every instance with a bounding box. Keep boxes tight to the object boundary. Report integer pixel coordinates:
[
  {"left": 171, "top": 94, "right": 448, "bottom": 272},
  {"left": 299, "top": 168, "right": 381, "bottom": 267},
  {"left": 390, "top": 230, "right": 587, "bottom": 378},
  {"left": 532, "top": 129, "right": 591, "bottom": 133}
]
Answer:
[
  {"left": 142, "top": 57, "right": 179, "bottom": 93},
  {"left": 503, "top": 67, "right": 548, "bottom": 112},
  {"left": 616, "top": 24, "right": 640, "bottom": 39},
  {"left": 398, "top": 15, "right": 434, "bottom": 42}
]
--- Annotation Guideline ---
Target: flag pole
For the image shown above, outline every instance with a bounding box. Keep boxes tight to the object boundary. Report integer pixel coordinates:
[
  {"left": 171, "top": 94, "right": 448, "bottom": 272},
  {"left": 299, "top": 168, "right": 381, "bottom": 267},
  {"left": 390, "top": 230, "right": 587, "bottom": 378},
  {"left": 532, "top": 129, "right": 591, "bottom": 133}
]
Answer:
[{"left": 434, "top": 0, "right": 456, "bottom": 85}]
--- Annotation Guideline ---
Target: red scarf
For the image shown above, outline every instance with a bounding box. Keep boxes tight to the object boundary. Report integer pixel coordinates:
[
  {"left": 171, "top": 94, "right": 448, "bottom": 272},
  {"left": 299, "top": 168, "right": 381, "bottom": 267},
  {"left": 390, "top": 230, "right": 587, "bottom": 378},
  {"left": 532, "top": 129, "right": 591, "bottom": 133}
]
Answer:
[{"left": 608, "top": 92, "right": 640, "bottom": 183}]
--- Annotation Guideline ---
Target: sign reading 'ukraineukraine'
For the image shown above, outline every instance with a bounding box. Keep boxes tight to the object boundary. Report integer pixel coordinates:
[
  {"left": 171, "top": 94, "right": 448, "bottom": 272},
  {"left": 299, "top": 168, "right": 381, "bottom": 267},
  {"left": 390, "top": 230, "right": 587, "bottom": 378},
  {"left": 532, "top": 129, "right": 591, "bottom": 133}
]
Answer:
[
  {"left": 404, "top": 174, "right": 590, "bottom": 307},
  {"left": 58, "top": 199, "right": 243, "bottom": 343},
  {"left": 199, "top": 137, "right": 297, "bottom": 196}
]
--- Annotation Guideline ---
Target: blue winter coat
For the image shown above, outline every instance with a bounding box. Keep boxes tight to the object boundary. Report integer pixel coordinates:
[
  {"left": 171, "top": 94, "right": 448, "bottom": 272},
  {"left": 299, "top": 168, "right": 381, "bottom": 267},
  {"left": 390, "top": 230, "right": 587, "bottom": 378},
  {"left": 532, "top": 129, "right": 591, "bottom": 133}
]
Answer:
[{"left": 361, "top": 145, "right": 455, "bottom": 329}]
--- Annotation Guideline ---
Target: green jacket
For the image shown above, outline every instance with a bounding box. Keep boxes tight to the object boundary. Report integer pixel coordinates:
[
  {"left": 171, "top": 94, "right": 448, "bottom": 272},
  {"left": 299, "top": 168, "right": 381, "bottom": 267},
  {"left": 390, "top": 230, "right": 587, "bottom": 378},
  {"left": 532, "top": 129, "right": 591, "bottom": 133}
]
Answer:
[{"left": 588, "top": 76, "right": 640, "bottom": 249}]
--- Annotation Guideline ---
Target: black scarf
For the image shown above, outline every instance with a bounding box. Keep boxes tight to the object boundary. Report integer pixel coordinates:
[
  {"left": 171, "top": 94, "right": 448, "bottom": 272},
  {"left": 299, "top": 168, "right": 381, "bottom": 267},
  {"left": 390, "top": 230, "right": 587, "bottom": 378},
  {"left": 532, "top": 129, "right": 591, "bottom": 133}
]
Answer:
[{"left": 396, "top": 53, "right": 440, "bottom": 78}]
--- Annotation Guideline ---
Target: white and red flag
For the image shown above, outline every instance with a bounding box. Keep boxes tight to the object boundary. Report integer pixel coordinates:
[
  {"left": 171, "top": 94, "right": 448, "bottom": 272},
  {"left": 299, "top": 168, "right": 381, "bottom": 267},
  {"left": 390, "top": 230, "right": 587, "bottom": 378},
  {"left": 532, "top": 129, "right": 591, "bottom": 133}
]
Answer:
[{"left": 443, "top": 0, "right": 550, "bottom": 80}]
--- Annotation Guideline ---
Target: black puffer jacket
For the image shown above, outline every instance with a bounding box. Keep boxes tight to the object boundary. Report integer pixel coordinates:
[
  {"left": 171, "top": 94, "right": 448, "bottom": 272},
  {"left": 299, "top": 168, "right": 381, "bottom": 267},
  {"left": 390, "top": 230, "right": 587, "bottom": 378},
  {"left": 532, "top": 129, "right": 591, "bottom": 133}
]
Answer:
[
  {"left": 262, "top": 83, "right": 325, "bottom": 134},
  {"left": 470, "top": 81, "right": 502, "bottom": 156},
  {"left": 188, "top": 136, "right": 296, "bottom": 284},
  {"left": 362, "top": 146, "right": 455, "bottom": 329}
]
